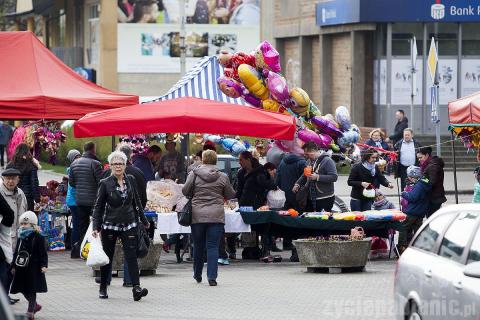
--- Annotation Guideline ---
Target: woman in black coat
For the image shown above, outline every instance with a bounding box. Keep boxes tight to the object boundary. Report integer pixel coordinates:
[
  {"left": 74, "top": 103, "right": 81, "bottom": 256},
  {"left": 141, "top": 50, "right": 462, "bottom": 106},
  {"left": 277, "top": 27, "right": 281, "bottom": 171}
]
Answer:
[
  {"left": 7, "top": 143, "right": 40, "bottom": 211},
  {"left": 364, "top": 129, "right": 389, "bottom": 150},
  {"left": 11, "top": 211, "right": 48, "bottom": 319},
  {"left": 237, "top": 151, "right": 276, "bottom": 210},
  {"left": 347, "top": 148, "right": 393, "bottom": 211}
]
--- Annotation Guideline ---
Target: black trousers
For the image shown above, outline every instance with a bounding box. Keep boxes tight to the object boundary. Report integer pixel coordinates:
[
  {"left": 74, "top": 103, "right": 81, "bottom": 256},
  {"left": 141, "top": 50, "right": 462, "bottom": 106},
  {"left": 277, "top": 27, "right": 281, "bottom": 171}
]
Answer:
[
  {"left": 0, "top": 144, "right": 5, "bottom": 166},
  {"left": 219, "top": 232, "right": 237, "bottom": 259},
  {"left": 76, "top": 206, "right": 92, "bottom": 245},
  {"left": 100, "top": 227, "right": 140, "bottom": 287},
  {"left": 305, "top": 196, "right": 335, "bottom": 212}
]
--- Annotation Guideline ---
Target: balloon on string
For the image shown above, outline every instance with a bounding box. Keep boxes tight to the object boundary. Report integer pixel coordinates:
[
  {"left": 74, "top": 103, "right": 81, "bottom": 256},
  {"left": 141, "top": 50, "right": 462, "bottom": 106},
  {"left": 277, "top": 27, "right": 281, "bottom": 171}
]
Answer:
[
  {"left": 238, "top": 64, "right": 269, "bottom": 100},
  {"left": 221, "top": 138, "right": 247, "bottom": 156},
  {"left": 289, "top": 87, "right": 310, "bottom": 116},
  {"left": 311, "top": 116, "right": 343, "bottom": 138},
  {"left": 335, "top": 106, "right": 352, "bottom": 131},
  {"left": 264, "top": 70, "right": 290, "bottom": 106},
  {"left": 298, "top": 128, "right": 324, "bottom": 147},
  {"left": 255, "top": 41, "right": 281, "bottom": 73},
  {"left": 338, "top": 129, "right": 360, "bottom": 147},
  {"left": 203, "top": 134, "right": 223, "bottom": 144}
]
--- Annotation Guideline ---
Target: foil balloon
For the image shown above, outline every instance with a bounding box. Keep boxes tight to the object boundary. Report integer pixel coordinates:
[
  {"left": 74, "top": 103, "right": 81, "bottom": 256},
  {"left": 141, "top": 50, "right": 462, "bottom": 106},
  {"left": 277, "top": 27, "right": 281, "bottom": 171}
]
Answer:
[
  {"left": 219, "top": 51, "right": 256, "bottom": 81},
  {"left": 262, "top": 99, "right": 280, "bottom": 112},
  {"left": 298, "top": 128, "right": 323, "bottom": 147},
  {"left": 308, "top": 101, "right": 322, "bottom": 118},
  {"left": 335, "top": 106, "right": 352, "bottom": 131},
  {"left": 264, "top": 70, "right": 290, "bottom": 105},
  {"left": 203, "top": 134, "right": 222, "bottom": 144},
  {"left": 338, "top": 129, "right": 360, "bottom": 147},
  {"left": 266, "top": 144, "right": 286, "bottom": 167},
  {"left": 311, "top": 116, "right": 343, "bottom": 138},
  {"left": 318, "top": 133, "right": 333, "bottom": 149},
  {"left": 242, "top": 94, "right": 262, "bottom": 108},
  {"left": 324, "top": 114, "right": 340, "bottom": 128},
  {"left": 238, "top": 64, "right": 269, "bottom": 100},
  {"left": 255, "top": 41, "right": 281, "bottom": 73},
  {"left": 275, "top": 139, "right": 304, "bottom": 156},
  {"left": 221, "top": 138, "right": 247, "bottom": 156},
  {"left": 289, "top": 87, "right": 310, "bottom": 116},
  {"left": 217, "top": 76, "right": 243, "bottom": 98}
]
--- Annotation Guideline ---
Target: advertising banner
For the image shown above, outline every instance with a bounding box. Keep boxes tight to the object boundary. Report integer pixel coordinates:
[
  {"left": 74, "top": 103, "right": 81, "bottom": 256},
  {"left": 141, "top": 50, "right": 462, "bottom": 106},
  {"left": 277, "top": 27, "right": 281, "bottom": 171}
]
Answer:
[
  {"left": 391, "top": 59, "right": 423, "bottom": 105},
  {"left": 461, "top": 59, "right": 480, "bottom": 97},
  {"left": 117, "top": 0, "right": 260, "bottom": 73},
  {"left": 425, "top": 59, "right": 457, "bottom": 104}
]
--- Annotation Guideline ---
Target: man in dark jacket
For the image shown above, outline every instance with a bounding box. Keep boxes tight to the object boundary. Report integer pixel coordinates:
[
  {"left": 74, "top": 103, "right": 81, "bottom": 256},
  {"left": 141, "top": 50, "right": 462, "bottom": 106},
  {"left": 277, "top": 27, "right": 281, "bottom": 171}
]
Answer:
[
  {"left": 276, "top": 153, "right": 306, "bottom": 211},
  {"left": 387, "top": 110, "right": 409, "bottom": 145},
  {"left": 394, "top": 128, "right": 421, "bottom": 190},
  {"left": 68, "top": 142, "right": 103, "bottom": 256},
  {"left": 132, "top": 145, "right": 162, "bottom": 182},
  {"left": 417, "top": 146, "right": 447, "bottom": 217}
]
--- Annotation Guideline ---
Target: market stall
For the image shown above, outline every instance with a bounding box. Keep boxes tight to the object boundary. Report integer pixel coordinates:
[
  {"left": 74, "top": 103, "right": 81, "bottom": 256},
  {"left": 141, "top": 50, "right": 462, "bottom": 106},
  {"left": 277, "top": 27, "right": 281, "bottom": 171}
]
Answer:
[{"left": 448, "top": 92, "right": 480, "bottom": 203}]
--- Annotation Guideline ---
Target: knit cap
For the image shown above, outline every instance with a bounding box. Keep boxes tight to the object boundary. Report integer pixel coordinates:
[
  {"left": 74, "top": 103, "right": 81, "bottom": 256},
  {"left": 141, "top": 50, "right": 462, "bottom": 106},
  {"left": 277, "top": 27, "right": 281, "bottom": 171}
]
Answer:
[
  {"left": 19, "top": 211, "right": 38, "bottom": 226},
  {"left": 407, "top": 165, "right": 421, "bottom": 179}
]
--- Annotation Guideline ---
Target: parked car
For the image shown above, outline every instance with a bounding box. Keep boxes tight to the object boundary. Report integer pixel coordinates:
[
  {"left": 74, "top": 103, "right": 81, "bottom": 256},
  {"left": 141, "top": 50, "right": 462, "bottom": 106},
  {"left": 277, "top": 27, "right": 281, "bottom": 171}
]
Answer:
[
  {"left": 394, "top": 204, "right": 480, "bottom": 320},
  {"left": 217, "top": 155, "right": 240, "bottom": 189}
]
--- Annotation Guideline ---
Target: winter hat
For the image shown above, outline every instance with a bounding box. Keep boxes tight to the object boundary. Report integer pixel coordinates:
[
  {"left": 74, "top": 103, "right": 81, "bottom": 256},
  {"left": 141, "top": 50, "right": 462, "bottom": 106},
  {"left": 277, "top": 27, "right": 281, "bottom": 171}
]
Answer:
[
  {"left": 67, "top": 149, "right": 81, "bottom": 164},
  {"left": 19, "top": 211, "right": 38, "bottom": 226},
  {"left": 407, "top": 165, "right": 421, "bottom": 179}
]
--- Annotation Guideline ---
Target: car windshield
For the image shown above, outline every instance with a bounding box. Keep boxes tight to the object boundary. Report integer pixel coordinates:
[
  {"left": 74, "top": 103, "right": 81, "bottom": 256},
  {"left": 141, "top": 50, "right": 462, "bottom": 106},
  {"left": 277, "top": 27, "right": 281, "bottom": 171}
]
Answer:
[{"left": 468, "top": 225, "right": 480, "bottom": 264}]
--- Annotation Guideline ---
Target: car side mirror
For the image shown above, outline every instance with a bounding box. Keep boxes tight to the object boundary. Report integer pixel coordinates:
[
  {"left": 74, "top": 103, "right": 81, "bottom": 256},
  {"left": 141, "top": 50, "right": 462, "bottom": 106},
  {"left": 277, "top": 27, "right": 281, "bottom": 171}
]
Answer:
[{"left": 464, "top": 261, "right": 480, "bottom": 278}]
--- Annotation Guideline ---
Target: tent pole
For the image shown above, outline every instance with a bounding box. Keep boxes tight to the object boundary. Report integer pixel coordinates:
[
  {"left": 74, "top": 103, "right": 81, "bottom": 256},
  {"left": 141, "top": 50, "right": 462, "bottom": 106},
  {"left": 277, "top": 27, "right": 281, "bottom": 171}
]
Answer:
[
  {"left": 112, "top": 136, "right": 116, "bottom": 152},
  {"left": 451, "top": 130, "right": 459, "bottom": 204}
]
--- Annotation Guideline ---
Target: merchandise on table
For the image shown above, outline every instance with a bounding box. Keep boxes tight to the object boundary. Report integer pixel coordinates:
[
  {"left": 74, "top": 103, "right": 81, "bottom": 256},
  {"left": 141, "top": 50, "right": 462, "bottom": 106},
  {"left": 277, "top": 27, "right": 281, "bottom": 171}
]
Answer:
[
  {"left": 304, "top": 209, "right": 405, "bottom": 221},
  {"left": 145, "top": 180, "right": 183, "bottom": 213}
]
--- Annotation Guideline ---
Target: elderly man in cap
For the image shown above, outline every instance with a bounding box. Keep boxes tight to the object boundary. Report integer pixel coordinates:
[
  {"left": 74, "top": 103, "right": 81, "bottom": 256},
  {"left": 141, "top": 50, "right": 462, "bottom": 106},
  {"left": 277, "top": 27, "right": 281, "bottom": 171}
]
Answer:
[{"left": 0, "top": 168, "right": 27, "bottom": 304}]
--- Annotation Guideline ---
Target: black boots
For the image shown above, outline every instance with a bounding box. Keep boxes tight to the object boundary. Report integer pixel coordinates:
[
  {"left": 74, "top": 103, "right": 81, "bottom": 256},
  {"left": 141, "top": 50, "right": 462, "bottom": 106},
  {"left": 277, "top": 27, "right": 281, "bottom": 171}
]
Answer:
[
  {"left": 132, "top": 286, "right": 148, "bottom": 301},
  {"left": 208, "top": 280, "right": 217, "bottom": 286},
  {"left": 70, "top": 243, "right": 80, "bottom": 259},
  {"left": 99, "top": 286, "right": 108, "bottom": 299}
]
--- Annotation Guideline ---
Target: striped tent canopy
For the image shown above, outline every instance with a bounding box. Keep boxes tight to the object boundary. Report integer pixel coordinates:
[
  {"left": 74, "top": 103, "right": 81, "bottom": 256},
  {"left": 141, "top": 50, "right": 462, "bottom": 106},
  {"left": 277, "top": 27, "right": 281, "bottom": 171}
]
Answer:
[{"left": 151, "top": 56, "right": 248, "bottom": 106}]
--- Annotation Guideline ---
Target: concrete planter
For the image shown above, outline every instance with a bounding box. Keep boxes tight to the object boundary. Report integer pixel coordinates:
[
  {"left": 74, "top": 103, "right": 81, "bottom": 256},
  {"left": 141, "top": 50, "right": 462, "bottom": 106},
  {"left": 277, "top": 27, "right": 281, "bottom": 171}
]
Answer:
[
  {"left": 93, "top": 241, "right": 162, "bottom": 276},
  {"left": 293, "top": 239, "right": 371, "bottom": 272}
]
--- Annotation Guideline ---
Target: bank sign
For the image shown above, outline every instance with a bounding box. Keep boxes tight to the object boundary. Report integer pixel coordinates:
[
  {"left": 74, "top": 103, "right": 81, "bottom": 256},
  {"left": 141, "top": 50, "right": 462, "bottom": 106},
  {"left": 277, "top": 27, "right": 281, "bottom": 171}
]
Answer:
[{"left": 316, "top": 0, "right": 480, "bottom": 26}]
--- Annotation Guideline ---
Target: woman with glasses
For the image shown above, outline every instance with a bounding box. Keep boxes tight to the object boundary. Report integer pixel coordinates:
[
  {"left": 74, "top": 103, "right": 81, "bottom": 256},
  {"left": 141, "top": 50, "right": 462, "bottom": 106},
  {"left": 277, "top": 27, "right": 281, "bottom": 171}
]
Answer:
[
  {"left": 92, "top": 151, "right": 149, "bottom": 301},
  {"left": 347, "top": 148, "right": 393, "bottom": 211}
]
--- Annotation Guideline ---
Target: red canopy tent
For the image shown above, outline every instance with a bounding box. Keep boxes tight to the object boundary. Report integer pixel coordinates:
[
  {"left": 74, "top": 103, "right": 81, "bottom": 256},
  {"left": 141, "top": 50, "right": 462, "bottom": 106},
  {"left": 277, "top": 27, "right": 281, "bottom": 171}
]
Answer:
[
  {"left": 73, "top": 97, "right": 296, "bottom": 140},
  {"left": 0, "top": 31, "right": 138, "bottom": 120},
  {"left": 448, "top": 92, "right": 480, "bottom": 126}
]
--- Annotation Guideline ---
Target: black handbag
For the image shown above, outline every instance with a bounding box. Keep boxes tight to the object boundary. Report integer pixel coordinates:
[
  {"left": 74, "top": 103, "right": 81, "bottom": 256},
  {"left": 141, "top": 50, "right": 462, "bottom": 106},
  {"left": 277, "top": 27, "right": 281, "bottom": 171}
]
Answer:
[
  {"left": 178, "top": 174, "right": 196, "bottom": 227},
  {"left": 130, "top": 176, "right": 150, "bottom": 258}
]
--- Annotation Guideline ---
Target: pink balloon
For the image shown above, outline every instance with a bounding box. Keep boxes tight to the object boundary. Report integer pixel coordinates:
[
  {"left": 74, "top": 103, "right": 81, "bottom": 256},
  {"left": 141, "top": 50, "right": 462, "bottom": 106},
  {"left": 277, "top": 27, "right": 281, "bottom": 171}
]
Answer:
[
  {"left": 275, "top": 139, "right": 304, "bottom": 156},
  {"left": 217, "top": 76, "right": 243, "bottom": 98},
  {"left": 298, "top": 129, "right": 323, "bottom": 146},
  {"left": 255, "top": 41, "right": 281, "bottom": 73},
  {"left": 318, "top": 133, "right": 333, "bottom": 148},
  {"left": 264, "top": 70, "right": 290, "bottom": 106}
]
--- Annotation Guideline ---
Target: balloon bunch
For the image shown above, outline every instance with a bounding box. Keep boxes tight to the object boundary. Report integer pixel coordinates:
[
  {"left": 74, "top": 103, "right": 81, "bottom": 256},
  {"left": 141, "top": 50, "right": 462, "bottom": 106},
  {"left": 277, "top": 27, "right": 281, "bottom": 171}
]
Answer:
[
  {"left": 203, "top": 134, "right": 247, "bottom": 156},
  {"left": 217, "top": 41, "right": 361, "bottom": 156},
  {"left": 453, "top": 127, "right": 480, "bottom": 150},
  {"left": 119, "top": 135, "right": 150, "bottom": 155}
]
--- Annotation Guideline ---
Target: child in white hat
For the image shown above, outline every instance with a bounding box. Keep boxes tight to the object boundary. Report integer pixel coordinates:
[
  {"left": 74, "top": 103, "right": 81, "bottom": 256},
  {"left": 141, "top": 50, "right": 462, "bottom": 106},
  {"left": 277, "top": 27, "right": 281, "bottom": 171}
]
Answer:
[{"left": 10, "top": 211, "right": 48, "bottom": 320}]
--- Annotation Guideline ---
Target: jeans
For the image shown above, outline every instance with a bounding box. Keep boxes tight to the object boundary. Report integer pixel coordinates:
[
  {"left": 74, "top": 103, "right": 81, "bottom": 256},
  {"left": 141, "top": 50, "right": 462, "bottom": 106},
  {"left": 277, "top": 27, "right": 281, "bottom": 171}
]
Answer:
[
  {"left": 100, "top": 227, "right": 140, "bottom": 287},
  {"left": 398, "top": 216, "right": 424, "bottom": 246},
  {"left": 350, "top": 199, "right": 373, "bottom": 211},
  {"left": 77, "top": 206, "right": 92, "bottom": 246},
  {"left": 69, "top": 206, "right": 79, "bottom": 247},
  {"left": 306, "top": 196, "right": 335, "bottom": 212},
  {"left": 123, "top": 258, "right": 131, "bottom": 284},
  {"left": 191, "top": 223, "right": 224, "bottom": 281}
]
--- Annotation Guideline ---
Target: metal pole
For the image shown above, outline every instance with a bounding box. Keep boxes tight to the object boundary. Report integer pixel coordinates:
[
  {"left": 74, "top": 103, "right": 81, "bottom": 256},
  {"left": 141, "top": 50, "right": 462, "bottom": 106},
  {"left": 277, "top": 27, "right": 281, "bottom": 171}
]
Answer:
[
  {"left": 179, "top": 0, "right": 186, "bottom": 77},
  {"left": 410, "top": 37, "right": 415, "bottom": 131},
  {"left": 451, "top": 131, "right": 459, "bottom": 204}
]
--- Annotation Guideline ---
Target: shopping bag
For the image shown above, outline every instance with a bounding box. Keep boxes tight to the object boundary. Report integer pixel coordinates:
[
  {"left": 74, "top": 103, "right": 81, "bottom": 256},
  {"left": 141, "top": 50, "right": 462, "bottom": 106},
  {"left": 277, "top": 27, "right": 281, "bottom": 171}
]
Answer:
[
  {"left": 86, "top": 236, "right": 110, "bottom": 267},
  {"left": 80, "top": 222, "right": 93, "bottom": 260},
  {"left": 267, "top": 189, "right": 286, "bottom": 209}
]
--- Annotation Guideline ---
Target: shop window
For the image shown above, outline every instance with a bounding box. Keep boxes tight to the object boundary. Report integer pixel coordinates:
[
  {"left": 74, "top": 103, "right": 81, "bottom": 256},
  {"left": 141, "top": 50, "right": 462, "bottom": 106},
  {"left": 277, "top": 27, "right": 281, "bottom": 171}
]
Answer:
[
  {"left": 462, "top": 23, "right": 480, "bottom": 56},
  {"left": 392, "top": 23, "right": 423, "bottom": 57},
  {"left": 427, "top": 23, "right": 458, "bottom": 56}
]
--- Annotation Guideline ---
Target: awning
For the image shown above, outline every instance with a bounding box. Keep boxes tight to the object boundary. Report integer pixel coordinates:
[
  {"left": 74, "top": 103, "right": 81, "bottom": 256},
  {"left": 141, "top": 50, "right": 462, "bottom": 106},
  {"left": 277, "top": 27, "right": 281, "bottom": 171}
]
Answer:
[
  {"left": 0, "top": 31, "right": 138, "bottom": 120},
  {"left": 73, "top": 97, "right": 296, "bottom": 140},
  {"left": 448, "top": 92, "right": 480, "bottom": 128}
]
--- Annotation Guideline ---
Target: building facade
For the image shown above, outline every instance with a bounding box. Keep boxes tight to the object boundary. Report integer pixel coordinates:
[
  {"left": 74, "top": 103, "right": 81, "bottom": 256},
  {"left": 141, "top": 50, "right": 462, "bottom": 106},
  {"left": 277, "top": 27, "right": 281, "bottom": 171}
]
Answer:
[{"left": 266, "top": 0, "right": 480, "bottom": 135}]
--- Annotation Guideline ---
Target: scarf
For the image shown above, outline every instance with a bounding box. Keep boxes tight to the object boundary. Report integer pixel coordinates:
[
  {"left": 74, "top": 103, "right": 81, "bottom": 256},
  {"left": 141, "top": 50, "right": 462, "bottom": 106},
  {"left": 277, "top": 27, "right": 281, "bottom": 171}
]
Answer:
[
  {"left": 420, "top": 156, "right": 431, "bottom": 173},
  {"left": 18, "top": 227, "right": 35, "bottom": 240},
  {"left": 374, "top": 141, "right": 383, "bottom": 148},
  {"left": 362, "top": 162, "right": 376, "bottom": 177}
]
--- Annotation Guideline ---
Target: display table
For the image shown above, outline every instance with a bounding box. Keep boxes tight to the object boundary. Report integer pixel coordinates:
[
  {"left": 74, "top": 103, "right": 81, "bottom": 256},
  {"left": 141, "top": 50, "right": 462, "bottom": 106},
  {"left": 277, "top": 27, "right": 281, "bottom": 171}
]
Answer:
[
  {"left": 240, "top": 211, "right": 403, "bottom": 239},
  {"left": 156, "top": 210, "right": 251, "bottom": 234}
]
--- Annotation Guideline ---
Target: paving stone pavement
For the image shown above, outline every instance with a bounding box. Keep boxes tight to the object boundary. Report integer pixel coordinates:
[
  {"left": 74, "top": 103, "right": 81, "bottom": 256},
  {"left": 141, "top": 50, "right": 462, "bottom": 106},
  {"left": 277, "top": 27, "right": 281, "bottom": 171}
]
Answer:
[{"left": 10, "top": 250, "right": 398, "bottom": 320}]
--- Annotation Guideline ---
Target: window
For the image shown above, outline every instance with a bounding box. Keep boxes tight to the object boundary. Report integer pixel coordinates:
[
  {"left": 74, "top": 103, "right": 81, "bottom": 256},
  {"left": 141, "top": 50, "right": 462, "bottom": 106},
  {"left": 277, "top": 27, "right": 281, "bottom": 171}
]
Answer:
[
  {"left": 467, "top": 226, "right": 480, "bottom": 264},
  {"left": 412, "top": 213, "right": 455, "bottom": 252},
  {"left": 462, "top": 23, "right": 480, "bottom": 56},
  {"left": 439, "top": 212, "right": 479, "bottom": 263},
  {"left": 426, "top": 23, "right": 458, "bottom": 56},
  {"left": 392, "top": 23, "right": 424, "bottom": 56}
]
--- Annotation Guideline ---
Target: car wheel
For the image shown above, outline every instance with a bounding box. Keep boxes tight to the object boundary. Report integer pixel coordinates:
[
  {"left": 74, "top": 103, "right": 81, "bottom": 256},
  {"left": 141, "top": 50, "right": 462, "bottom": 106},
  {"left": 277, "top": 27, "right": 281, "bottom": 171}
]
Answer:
[{"left": 406, "top": 301, "right": 422, "bottom": 320}]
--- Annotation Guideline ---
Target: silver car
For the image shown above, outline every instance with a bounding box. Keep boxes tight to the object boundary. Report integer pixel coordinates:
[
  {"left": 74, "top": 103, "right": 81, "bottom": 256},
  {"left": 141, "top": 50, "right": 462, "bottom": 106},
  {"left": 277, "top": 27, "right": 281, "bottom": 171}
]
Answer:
[{"left": 394, "top": 204, "right": 480, "bottom": 320}]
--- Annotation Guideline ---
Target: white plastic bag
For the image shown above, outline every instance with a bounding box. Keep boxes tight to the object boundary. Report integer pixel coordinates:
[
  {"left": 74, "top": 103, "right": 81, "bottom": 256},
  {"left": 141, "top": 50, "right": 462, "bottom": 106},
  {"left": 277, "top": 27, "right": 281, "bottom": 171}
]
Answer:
[
  {"left": 86, "top": 236, "right": 110, "bottom": 267},
  {"left": 267, "top": 189, "right": 286, "bottom": 209},
  {"left": 80, "top": 222, "right": 93, "bottom": 260}
]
